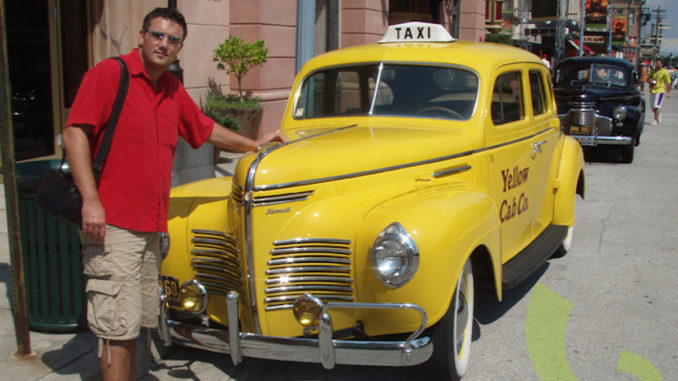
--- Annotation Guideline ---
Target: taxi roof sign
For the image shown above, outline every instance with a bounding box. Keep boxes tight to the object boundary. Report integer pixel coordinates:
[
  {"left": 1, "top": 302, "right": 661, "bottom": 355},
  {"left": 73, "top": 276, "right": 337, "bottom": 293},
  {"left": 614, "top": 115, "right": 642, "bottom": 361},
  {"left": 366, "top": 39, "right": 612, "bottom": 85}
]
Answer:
[{"left": 378, "top": 22, "right": 455, "bottom": 44}]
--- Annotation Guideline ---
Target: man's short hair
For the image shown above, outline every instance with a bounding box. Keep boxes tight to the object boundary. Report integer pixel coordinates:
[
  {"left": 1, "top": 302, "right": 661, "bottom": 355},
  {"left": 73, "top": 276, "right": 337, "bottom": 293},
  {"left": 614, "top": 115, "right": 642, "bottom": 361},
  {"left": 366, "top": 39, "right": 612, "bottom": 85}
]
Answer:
[{"left": 142, "top": 7, "right": 187, "bottom": 39}]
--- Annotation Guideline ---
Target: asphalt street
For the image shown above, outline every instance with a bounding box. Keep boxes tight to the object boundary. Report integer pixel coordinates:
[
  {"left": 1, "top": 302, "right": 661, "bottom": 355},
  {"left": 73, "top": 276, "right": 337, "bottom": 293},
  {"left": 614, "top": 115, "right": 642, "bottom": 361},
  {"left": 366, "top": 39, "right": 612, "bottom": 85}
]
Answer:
[{"left": 1, "top": 94, "right": 677, "bottom": 380}]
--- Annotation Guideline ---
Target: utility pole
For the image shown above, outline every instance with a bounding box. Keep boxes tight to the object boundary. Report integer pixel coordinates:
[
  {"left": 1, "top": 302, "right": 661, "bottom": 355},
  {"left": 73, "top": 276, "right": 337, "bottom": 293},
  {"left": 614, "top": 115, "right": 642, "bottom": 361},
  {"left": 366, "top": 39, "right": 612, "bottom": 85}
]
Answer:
[
  {"left": 0, "top": 0, "right": 32, "bottom": 358},
  {"left": 607, "top": 0, "right": 614, "bottom": 56},
  {"left": 651, "top": 7, "right": 669, "bottom": 56}
]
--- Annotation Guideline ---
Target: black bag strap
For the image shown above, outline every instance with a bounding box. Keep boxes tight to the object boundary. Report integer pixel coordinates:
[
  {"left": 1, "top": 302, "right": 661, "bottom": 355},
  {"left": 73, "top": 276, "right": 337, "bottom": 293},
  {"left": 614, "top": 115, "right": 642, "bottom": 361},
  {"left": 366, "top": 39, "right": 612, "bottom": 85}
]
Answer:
[{"left": 91, "top": 56, "right": 129, "bottom": 179}]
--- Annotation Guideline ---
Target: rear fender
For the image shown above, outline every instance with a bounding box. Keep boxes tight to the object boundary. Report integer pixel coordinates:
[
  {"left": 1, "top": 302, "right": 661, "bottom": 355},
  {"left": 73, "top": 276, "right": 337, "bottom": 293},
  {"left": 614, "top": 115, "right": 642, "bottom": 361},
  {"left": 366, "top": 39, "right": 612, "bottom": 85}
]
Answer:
[{"left": 553, "top": 136, "right": 585, "bottom": 227}]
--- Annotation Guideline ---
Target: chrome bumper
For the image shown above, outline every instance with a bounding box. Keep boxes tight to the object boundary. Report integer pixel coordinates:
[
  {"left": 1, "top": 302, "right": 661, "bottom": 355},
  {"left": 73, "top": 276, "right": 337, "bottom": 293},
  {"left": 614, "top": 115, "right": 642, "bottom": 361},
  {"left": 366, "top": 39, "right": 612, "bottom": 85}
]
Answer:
[
  {"left": 570, "top": 134, "right": 633, "bottom": 146},
  {"left": 159, "top": 291, "right": 433, "bottom": 369}
]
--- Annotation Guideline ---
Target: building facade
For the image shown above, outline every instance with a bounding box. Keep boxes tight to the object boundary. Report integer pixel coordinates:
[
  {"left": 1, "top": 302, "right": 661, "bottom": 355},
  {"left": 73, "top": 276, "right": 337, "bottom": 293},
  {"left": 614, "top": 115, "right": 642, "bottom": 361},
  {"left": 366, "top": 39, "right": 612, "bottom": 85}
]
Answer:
[{"left": 5, "top": 0, "right": 487, "bottom": 162}]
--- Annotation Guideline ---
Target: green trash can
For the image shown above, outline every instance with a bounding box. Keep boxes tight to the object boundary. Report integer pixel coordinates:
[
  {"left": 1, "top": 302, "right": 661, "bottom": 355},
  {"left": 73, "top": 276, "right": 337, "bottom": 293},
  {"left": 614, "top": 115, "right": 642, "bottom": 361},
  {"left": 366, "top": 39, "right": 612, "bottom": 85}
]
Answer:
[{"left": 16, "top": 160, "right": 85, "bottom": 332}]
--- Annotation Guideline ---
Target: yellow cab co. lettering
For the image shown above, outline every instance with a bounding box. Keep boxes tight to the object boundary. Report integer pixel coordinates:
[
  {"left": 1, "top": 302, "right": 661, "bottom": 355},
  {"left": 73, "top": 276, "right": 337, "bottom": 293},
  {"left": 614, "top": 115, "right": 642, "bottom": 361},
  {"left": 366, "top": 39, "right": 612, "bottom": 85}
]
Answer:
[
  {"left": 500, "top": 193, "right": 529, "bottom": 223},
  {"left": 499, "top": 165, "right": 530, "bottom": 223},
  {"left": 502, "top": 165, "right": 529, "bottom": 192},
  {"left": 394, "top": 26, "right": 431, "bottom": 40}
]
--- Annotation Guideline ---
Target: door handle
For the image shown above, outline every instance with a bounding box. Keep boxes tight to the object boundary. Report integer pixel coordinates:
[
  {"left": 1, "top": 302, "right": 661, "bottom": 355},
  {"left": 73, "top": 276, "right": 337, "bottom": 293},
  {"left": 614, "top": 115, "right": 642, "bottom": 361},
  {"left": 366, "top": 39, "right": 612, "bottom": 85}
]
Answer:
[{"left": 531, "top": 140, "right": 546, "bottom": 159}]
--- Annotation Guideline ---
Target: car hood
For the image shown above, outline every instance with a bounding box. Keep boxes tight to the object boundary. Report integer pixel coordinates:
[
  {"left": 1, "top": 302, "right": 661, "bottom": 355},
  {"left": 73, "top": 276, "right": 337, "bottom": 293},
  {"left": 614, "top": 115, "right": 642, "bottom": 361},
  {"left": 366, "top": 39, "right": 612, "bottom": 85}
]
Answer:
[
  {"left": 554, "top": 84, "right": 637, "bottom": 105},
  {"left": 236, "top": 121, "right": 480, "bottom": 190}
]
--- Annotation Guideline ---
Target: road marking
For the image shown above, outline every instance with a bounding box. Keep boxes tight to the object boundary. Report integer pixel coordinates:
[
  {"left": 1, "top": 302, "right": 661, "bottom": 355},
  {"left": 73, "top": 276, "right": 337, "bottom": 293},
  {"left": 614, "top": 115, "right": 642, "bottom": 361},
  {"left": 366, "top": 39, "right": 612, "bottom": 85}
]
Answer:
[
  {"left": 526, "top": 283, "right": 577, "bottom": 381},
  {"left": 526, "top": 283, "right": 663, "bottom": 380},
  {"left": 618, "top": 350, "right": 663, "bottom": 381}
]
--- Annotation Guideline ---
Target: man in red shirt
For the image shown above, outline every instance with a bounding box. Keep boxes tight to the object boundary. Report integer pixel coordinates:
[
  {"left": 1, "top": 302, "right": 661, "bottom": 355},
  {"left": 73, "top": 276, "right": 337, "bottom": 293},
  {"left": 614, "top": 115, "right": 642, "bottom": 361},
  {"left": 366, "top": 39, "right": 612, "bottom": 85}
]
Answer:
[{"left": 62, "top": 7, "right": 282, "bottom": 380}]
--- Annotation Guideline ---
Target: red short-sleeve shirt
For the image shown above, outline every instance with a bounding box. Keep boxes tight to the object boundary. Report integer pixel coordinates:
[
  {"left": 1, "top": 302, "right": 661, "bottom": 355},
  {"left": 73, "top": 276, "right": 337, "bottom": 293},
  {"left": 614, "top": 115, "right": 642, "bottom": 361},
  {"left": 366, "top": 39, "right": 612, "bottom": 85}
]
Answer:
[{"left": 66, "top": 49, "right": 214, "bottom": 232}]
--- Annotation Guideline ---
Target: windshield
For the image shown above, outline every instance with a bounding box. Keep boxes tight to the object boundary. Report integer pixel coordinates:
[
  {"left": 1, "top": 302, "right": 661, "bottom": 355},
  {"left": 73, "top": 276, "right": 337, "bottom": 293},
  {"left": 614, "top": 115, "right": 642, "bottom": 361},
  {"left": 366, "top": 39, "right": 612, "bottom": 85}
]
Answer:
[
  {"left": 556, "top": 63, "right": 628, "bottom": 87},
  {"left": 293, "top": 64, "right": 479, "bottom": 121}
]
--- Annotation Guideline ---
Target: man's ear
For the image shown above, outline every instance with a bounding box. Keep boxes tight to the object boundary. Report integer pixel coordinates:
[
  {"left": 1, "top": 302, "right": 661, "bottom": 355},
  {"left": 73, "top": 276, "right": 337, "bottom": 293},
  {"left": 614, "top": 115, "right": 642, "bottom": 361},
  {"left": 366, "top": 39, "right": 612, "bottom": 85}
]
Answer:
[{"left": 138, "top": 29, "right": 145, "bottom": 47}]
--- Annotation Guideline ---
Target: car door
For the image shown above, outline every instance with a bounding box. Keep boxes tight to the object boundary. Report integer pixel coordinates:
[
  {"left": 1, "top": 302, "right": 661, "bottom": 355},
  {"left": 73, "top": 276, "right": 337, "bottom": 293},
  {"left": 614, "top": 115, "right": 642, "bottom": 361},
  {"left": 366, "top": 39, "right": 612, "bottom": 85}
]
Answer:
[
  {"left": 486, "top": 67, "right": 537, "bottom": 262},
  {"left": 526, "top": 67, "right": 561, "bottom": 236}
]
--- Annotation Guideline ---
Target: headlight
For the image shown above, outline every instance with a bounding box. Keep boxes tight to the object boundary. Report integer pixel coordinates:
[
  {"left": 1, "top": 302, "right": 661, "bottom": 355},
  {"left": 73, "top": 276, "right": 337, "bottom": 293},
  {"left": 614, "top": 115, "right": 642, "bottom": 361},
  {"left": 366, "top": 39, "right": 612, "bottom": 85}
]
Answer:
[
  {"left": 370, "top": 222, "right": 419, "bottom": 288},
  {"left": 179, "top": 280, "right": 208, "bottom": 314},
  {"left": 613, "top": 105, "right": 628, "bottom": 120}
]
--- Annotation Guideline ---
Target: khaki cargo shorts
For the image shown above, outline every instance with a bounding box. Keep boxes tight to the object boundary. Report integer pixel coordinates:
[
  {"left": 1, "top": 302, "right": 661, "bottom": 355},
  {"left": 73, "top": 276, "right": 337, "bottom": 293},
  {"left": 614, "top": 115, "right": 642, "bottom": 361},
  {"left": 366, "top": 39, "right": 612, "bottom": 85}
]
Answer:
[{"left": 80, "top": 225, "right": 162, "bottom": 341}]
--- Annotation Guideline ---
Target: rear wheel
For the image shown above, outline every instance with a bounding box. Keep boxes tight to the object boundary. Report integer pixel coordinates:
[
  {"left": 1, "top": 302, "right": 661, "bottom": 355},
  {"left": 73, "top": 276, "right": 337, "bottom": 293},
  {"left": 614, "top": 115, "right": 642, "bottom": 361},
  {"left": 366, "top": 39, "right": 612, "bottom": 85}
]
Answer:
[{"left": 428, "top": 259, "right": 474, "bottom": 381}]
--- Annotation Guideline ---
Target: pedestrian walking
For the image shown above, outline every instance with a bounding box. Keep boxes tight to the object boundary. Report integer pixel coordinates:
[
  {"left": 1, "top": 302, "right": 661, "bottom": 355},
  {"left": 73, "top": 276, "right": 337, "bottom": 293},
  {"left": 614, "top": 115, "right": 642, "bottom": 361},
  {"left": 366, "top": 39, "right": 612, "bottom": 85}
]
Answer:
[
  {"left": 648, "top": 60, "right": 672, "bottom": 125},
  {"left": 61, "top": 7, "right": 283, "bottom": 380},
  {"left": 639, "top": 61, "right": 648, "bottom": 93}
]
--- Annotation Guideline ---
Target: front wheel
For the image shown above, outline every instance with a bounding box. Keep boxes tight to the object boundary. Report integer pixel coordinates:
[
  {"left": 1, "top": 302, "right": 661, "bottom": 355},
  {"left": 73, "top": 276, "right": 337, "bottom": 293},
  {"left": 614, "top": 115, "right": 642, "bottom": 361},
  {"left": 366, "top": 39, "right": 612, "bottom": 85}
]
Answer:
[
  {"left": 621, "top": 142, "right": 634, "bottom": 163},
  {"left": 428, "top": 259, "right": 475, "bottom": 381}
]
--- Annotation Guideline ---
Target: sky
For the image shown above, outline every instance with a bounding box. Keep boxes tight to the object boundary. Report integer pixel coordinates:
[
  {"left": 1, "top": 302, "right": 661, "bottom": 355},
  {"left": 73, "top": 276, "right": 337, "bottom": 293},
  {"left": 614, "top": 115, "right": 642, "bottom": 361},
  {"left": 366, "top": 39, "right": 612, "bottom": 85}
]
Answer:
[{"left": 644, "top": 0, "right": 678, "bottom": 55}]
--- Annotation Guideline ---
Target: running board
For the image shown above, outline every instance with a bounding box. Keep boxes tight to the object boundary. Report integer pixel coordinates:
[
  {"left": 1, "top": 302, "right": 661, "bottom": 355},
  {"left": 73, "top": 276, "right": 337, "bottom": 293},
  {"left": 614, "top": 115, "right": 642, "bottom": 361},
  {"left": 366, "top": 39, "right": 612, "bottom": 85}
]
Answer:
[{"left": 502, "top": 224, "right": 568, "bottom": 289}]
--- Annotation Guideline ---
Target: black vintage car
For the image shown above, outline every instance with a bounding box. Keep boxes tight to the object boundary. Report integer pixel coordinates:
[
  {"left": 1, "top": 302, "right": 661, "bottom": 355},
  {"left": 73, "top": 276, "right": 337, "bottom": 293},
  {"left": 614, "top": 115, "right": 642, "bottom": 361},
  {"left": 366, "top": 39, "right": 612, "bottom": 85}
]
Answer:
[{"left": 553, "top": 57, "right": 645, "bottom": 163}]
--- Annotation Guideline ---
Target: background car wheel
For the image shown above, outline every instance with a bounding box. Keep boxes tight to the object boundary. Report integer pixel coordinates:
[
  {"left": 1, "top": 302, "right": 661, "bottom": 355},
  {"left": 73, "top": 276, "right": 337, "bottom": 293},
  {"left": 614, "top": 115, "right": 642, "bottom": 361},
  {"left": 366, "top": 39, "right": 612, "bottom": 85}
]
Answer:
[
  {"left": 621, "top": 142, "right": 634, "bottom": 163},
  {"left": 553, "top": 225, "right": 574, "bottom": 258},
  {"left": 428, "top": 259, "right": 474, "bottom": 381}
]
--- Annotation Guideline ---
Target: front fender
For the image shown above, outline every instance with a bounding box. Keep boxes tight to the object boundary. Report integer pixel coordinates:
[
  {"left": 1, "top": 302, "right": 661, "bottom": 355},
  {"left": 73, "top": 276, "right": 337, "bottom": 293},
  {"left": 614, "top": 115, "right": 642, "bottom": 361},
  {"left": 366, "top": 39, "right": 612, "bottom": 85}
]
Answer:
[
  {"left": 553, "top": 136, "right": 585, "bottom": 227},
  {"left": 162, "top": 177, "right": 233, "bottom": 291},
  {"left": 356, "top": 183, "right": 501, "bottom": 336}
]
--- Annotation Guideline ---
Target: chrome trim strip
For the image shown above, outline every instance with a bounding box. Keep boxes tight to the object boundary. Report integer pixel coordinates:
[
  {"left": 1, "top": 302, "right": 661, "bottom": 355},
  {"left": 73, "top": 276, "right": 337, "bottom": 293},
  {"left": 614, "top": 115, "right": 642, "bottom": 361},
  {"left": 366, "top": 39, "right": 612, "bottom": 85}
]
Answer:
[
  {"left": 433, "top": 164, "right": 471, "bottom": 178},
  {"left": 266, "top": 275, "right": 353, "bottom": 284},
  {"left": 265, "top": 295, "right": 355, "bottom": 304},
  {"left": 192, "top": 229, "right": 232, "bottom": 239},
  {"left": 274, "top": 238, "right": 351, "bottom": 246},
  {"left": 368, "top": 62, "right": 385, "bottom": 115},
  {"left": 266, "top": 285, "right": 354, "bottom": 294},
  {"left": 270, "top": 247, "right": 352, "bottom": 255},
  {"left": 254, "top": 127, "right": 554, "bottom": 191},
  {"left": 571, "top": 135, "right": 632, "bottom": 146},
  {"left": 254, "top": 191, "right": 314, "bottom": 206},
  {"left": 267, "top": 257, "right": 351, "bottom": 266},
  {"left": 266, "top": 266, "right": 351, "bottom": 275}
]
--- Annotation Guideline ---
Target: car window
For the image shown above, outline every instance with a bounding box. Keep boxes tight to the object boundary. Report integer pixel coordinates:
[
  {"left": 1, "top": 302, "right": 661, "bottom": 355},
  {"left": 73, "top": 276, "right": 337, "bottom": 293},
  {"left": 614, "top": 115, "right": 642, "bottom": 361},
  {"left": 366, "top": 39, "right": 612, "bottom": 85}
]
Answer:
[
  {"left": 529, "top": 70, "right": 547, "bottom": 116},
  {"left": 556, "top": 63, "right": 628, "bottom": 87},
  {"left": 590, "top": 64, "right": 627, "bottom": 86},
  {"left": 294, "top": 64, "right": 479, "bottom": 121},
  {"left": 492, "top": 71, "right": 523, "bottom": 125}
]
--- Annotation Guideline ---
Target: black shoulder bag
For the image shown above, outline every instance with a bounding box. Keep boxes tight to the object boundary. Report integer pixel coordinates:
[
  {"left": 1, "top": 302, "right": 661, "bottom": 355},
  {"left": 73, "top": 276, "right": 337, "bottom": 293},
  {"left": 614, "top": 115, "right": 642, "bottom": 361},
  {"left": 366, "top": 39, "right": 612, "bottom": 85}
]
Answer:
[{"left": 36, "top": 57, "right": 129, "bottom": 226}]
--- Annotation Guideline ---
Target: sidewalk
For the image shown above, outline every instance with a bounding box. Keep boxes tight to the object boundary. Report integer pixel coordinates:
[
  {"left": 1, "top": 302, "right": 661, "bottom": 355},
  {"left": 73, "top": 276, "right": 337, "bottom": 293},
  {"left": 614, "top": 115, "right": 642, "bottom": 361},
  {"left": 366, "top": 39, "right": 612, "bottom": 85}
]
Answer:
[{"left": 0, "top": 151, "right": 241, "bottom": 380}]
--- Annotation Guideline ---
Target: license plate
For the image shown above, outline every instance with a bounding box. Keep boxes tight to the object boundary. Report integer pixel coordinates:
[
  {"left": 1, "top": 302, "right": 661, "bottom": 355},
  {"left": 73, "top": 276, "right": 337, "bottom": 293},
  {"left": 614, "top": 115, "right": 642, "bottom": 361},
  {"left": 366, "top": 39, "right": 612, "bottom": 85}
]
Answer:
[
  {"left": 569, "top": 126, "right": 592, "bottom": 134},
  {"left": 160, "top": 275, "right": 181, "bottom": 306}
]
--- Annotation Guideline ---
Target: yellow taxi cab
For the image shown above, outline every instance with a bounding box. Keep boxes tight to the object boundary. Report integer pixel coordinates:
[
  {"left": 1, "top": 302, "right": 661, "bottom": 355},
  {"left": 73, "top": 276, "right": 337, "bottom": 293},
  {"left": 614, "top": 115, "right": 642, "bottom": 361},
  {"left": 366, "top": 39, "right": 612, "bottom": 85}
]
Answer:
[{"left": 158, "top": 22, "right": 585, "bottom": 380}]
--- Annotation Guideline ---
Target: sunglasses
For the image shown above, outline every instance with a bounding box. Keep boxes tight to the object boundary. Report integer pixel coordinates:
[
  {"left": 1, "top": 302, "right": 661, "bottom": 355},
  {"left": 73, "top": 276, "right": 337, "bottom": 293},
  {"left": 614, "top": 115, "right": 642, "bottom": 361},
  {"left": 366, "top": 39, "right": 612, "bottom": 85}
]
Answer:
[{"left": 147, "top": 30, "right": 182, "bottom": 45}]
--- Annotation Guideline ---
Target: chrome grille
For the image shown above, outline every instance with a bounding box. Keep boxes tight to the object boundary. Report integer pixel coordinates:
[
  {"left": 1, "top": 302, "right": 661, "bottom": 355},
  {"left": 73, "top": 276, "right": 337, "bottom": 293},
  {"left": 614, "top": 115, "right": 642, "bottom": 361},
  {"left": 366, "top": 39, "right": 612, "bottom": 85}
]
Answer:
[
  {"left": 264, "top": 238, "right": 354, "bottom": 311},
  {"left": 559, "top": 101, "right": 612, "bottom": 136},
  {"left": 191, "top": 229, "right": 246, "bottom": 296}
]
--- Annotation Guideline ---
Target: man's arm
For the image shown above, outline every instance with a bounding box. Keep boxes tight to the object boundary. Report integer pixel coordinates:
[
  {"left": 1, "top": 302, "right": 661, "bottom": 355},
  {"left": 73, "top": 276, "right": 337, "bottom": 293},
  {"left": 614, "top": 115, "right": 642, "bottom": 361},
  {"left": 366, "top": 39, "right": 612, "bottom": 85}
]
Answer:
[
  {"left": 206, "top": 123, "right": 285, "bottom": 152},
  {"left": 62, "top": 125, "right": 107, "bottom": 243}
]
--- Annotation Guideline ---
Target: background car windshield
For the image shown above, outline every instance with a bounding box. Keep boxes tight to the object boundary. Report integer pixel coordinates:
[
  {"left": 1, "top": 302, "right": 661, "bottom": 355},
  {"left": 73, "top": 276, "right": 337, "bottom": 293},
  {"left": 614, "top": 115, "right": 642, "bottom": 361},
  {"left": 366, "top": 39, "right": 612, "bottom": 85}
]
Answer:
[
  {"left": 294, "top": 64, "right": 478, "bottom": 121},
  {"left": 557, "top": 64, "right": 627, "bottom": 87}
]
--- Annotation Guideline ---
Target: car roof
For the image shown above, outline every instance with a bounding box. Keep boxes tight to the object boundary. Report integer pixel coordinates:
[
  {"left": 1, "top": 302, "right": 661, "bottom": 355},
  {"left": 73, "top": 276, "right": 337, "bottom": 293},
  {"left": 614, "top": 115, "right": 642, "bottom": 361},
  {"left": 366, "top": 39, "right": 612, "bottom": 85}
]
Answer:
[
  {"left": 555, "top": 56, "right": 635, "bottom": 70},
  {"left": 297, "top": 41, "right": 544, "bottom": 77}
]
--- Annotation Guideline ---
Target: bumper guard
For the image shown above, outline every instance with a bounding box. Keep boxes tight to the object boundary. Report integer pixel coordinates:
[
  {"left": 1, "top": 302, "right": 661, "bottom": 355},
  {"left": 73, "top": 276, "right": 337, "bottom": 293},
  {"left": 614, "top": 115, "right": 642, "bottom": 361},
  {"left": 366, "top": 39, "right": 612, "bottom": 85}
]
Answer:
[{"left": 159, "top": 291, "right": 433, "bottom": 369}]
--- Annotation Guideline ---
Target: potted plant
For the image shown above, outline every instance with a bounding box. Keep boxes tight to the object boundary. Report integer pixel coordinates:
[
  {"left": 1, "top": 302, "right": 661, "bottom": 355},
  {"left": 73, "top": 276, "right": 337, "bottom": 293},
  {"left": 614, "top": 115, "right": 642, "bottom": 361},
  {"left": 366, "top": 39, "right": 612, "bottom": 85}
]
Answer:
[{"left": 203, "top": 36, "right": 268, "bottom": 139}]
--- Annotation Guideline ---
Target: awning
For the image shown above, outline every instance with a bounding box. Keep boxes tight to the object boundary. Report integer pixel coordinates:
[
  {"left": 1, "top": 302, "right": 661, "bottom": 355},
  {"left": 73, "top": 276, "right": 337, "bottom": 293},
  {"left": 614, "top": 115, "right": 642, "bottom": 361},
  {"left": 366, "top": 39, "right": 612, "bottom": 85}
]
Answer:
[{"left": 568, "top": 39, "right": 595, "bottom": 55}]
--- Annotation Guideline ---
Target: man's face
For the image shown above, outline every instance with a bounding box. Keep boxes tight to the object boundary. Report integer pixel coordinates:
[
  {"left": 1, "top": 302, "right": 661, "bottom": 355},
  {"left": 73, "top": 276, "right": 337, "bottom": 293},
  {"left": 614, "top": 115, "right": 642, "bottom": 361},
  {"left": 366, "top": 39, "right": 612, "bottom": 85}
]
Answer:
[
  {"left": 138, "top": 17, "right": 184, "bottom": 71},
  {"left": 656, "top": 61, "right": 664, "bottom": 69}
]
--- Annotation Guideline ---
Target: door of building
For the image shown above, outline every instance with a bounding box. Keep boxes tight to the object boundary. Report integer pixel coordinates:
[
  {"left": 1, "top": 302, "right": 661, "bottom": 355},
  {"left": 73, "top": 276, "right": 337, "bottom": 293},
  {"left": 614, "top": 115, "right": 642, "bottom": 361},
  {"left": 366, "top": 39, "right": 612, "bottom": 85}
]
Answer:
[{"left": 5, "top": 0, "right": 88, "bottom": 161}]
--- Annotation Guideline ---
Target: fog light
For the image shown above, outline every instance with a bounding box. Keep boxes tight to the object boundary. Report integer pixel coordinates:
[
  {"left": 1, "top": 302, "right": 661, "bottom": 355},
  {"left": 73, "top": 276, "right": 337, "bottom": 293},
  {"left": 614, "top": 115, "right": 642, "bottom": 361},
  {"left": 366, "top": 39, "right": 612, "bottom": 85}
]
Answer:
[
  {"left": 293, "top": 293, "right": 324, "bottom": 328},
  {"left": 179, "top": 280, "right": 207, "bottom": 314}
]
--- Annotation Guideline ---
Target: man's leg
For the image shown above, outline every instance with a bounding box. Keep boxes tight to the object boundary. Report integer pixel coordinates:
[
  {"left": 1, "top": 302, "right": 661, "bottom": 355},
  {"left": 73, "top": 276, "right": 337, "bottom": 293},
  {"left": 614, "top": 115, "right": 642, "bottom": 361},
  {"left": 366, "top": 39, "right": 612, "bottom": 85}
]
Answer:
[
  {"left": 100, "top": 339, "right": 137, "bottom": 381},
  {"left": 81, "top": 225, "right": 146, "bottom": 381}
]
